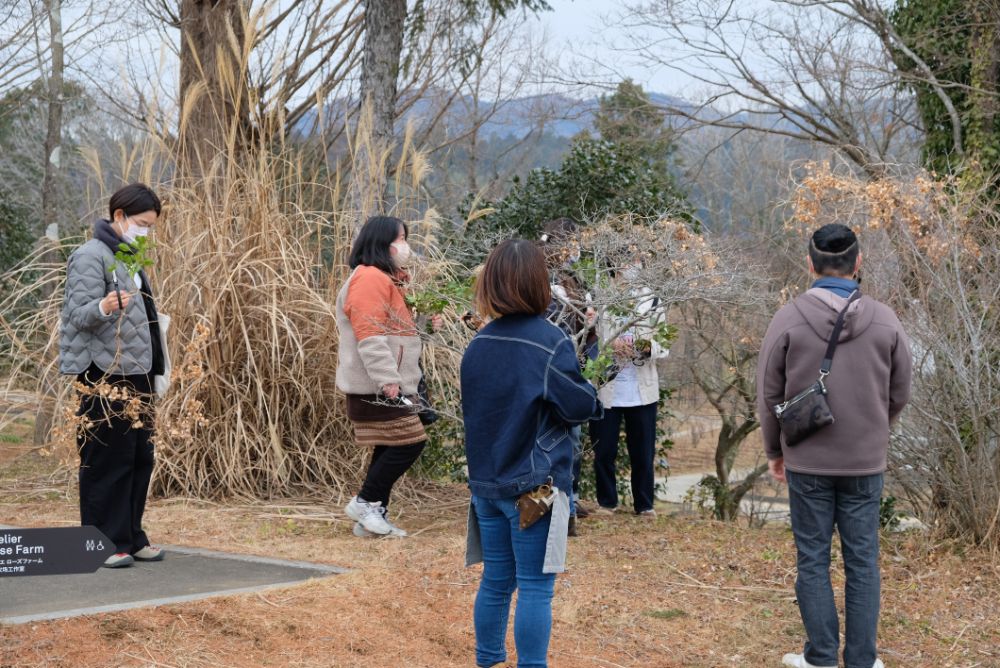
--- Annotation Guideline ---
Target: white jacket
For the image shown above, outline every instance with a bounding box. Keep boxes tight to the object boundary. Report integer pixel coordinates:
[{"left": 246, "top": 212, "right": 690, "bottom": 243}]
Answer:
[{"left": 596, "top": 287, "right": 668, "bottom": 407}]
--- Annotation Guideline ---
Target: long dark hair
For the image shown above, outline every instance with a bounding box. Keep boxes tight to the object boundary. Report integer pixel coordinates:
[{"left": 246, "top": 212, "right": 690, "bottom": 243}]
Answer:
[{"left": 348, "top": 215, "right": 408, "bottom": 275}]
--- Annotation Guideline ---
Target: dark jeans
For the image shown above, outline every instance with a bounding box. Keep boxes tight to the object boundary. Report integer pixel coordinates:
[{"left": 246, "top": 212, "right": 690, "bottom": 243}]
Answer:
[
  {"left": 787, "top": 471, "right": 883, "bottom": 668},
  {"left": 358, "top": 442, "right": 425, "bottom": 509},
  {"left": 78, "top": 406, "right": 155, "bottom": 555},
  {"left": 589, "top": 403, "right": 657, "bottom": 513}
]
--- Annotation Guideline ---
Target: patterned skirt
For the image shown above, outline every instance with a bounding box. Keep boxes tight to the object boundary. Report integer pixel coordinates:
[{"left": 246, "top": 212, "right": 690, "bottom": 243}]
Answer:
[{"left": 345, "top": 394, "right": 426, "bottom": 447}]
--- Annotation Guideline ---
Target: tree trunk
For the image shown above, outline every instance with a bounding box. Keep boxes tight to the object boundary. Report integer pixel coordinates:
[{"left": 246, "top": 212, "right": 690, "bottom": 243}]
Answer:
[
  {"left": 712, "top": 417, "right": 763, "bottom": 521},
  {"left": 178, "top": 0, "right": 251, "bottom": 176},
  {"left": 967, "top": 0, "right": 1000, "bottom": 176},
  {"left": 34, "top": 0, "right": 65, "bottom": 447},
  {"left": 41, "top": 0, "right": 63, "bottom": 235},
  {"left": 352, "top": 0, "right": 407, "bottom": 221}
]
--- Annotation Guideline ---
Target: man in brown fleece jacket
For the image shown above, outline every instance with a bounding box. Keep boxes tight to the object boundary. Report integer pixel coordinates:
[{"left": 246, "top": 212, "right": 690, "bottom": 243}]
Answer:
[{"left": 757, "top": 224, "right": 912, "bottom": 668}]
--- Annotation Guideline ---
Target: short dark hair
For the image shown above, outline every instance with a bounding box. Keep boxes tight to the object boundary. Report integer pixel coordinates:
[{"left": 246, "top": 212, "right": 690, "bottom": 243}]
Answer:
[
  {"left": 539, "top": 217, "right": 577, "bottom": 244},
  {"left": 349, "top": 215, "right": 408, "bottom": 274},
  {"left": 809, "top": 224, "right": 859, "bottom": 277},
  {"left": 538, "top": 217, "right": 579, "bottom": 268},
  {"left": 109, "top": 183, "right": 161, "bottom": 219},
  {"left": 476, "top": 239, "right": 551, "bottom": 318}
]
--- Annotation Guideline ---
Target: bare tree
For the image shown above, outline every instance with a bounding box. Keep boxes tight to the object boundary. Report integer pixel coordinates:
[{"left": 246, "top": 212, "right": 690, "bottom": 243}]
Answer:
[
  {"left": 349, "top": 0, "right": 556, "bottom": 217},
  {"left": 251, "top": 0, "right": 364, "bottom": 137},
  {"left": 617, "top": 0, "right": 934, "bottom": 177},
  {"left": 416, "top": 10, "right": 563, "bottom": 214},
  {"left": 0, "top": 2, "right": 43, "bottom": 96},
  {"left": 679, "top": 299, "right": 773, "bottom": 520},
  {"left": 31, "top": 0, "right": 66, "bottom": 447}
]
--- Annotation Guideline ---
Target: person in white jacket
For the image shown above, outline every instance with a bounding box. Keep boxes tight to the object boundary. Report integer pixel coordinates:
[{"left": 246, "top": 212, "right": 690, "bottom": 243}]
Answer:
[{"left": 589, "top": 260, "right": 668, "bottom": 516}]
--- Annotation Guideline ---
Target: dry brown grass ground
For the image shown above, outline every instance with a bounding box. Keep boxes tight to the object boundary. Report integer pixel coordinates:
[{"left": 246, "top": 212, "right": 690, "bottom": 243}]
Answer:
[{"left": 2, "top": 443, "right": 999, "bottom": 668}]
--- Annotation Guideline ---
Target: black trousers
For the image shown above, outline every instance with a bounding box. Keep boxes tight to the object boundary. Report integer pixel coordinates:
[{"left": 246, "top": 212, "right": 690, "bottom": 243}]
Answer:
[
  {"left": 78, "top": 400, "right": 155, "bottom": 555},
  {"left": 571, "top": 426, "right": 583, "bottom": 496},
  {"left": 358, "top": 442, "right": 425, "bottom": 509},
  {"left": 589, "top": 403, "right": 658, "bottom": 513}
]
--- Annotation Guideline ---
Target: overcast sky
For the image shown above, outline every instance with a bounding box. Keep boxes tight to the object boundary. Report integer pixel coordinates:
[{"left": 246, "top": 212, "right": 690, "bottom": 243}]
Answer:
[
  {"left": 534, "top": 0, "right": 664, "bottom": 94},
  {"left": 37, "top": 0, "right": 812, "bottom": 111}
]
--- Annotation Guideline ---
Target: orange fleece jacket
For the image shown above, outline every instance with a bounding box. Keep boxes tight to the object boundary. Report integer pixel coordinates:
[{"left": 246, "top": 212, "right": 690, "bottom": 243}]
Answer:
[
  {"left": 335, "top": 265, "right": 423, "bottom": 396},
  {"left": 342, "top": 265, "right": 416, "bottom": 340}
]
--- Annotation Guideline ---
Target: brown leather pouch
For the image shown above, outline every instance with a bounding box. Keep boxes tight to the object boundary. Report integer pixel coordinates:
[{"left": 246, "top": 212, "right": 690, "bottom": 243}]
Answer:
[{"left": 516, "top": 482, "right": 556, "bottom": 530}]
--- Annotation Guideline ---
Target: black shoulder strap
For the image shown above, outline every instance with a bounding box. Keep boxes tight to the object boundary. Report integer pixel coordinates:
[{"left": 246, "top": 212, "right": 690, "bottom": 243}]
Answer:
[{"left": 820, "top": 290, "right": 862, "bottom": 375}]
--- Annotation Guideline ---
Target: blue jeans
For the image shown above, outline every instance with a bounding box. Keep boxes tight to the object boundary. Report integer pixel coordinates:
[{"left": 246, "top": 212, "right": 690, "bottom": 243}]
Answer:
[
  {"left": 787, "top": 471, "right": 883, "bottom": 668},
  {"left": 472, "top": 495, "right": 557, "bottom": 668}
]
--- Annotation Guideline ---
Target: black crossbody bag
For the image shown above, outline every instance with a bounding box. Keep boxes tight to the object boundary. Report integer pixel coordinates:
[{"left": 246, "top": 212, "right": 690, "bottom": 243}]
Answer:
[{"left": 773, "top": 290, "right": 861, "bottom": 447}]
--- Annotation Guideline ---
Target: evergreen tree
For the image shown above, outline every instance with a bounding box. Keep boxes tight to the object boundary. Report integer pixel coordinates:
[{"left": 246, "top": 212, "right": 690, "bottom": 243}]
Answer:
[
  {"left": 593, "top": 79, "right": 676, "bottom": 186},
  {"left": 464, "top": 81, "right": 690, "bottom": 238},
  {"left": 0, "top": 194, "right": 31, "bottom": 273}
]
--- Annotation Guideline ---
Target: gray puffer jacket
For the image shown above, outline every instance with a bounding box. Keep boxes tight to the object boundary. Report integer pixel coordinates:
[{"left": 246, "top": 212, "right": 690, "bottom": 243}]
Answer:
[{"left": 59, "top": 238, "right": 153, "bottom": 376}]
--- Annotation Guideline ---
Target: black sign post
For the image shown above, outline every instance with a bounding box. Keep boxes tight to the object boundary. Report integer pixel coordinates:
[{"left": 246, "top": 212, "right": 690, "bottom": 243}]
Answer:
[{"left": 0, "top": 526, "right": 113, "bottom": 577}]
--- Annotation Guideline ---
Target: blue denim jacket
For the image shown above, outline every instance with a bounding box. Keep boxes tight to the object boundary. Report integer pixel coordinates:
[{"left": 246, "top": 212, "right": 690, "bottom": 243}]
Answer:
[{"left": 461, "top": 314, "right": 602, "bottom": 499}]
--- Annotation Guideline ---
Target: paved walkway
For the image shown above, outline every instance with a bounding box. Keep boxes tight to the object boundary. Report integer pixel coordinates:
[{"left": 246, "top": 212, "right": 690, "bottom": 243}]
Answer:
[
  {"left": 655, "top": 472, "right": 926, "bottom": 531},
  {"left": 0, "top": 540, "right": 344, "bottom": 624},
  {"left": 656, "top": 470, "right": 793, "bottom": 521}
]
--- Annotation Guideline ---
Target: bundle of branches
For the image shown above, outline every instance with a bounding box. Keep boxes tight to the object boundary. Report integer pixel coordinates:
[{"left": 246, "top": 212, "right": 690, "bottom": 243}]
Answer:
[{"left": 788, "top": 163, "right": 1000, "bottom": 546}]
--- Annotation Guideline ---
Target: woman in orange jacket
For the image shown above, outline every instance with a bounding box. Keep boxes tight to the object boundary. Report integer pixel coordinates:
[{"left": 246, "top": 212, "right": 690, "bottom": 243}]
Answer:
[{"left": 335, "top": 215, "right": 426, "bottom": 538}]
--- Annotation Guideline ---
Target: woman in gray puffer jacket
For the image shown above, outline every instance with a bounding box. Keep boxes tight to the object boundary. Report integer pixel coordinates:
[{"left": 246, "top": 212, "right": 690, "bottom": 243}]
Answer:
[{"left": 59, "top": 183, "right": 166, "bottom": 569}]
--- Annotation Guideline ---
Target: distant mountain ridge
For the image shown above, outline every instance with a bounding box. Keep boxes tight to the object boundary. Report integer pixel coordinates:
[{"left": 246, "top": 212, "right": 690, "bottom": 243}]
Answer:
[{"left": 293, "top": 90, "right": 698, "bottom": 140}]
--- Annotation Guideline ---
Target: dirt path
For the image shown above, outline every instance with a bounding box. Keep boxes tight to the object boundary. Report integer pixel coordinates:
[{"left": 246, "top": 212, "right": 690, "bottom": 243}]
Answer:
[{"left": 1, "top": 484, "right": 997, "bottom": 667}]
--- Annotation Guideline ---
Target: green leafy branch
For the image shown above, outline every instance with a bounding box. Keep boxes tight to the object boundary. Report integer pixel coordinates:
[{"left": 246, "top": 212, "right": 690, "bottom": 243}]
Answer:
[
  {"left": 406, "top": 279, "right": 475, "bottom": 333},
  {"left": 405, "top": 279, "right": 474, "bottom": 315},
  {"left": 109, "top": 237, "right": 154, "bottom": 279}
]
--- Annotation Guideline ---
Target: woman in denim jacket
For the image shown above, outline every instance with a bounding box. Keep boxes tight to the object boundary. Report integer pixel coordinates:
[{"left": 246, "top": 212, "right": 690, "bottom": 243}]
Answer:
[{"left": 461, "top": 239, "right": 602, "bottom": 668}]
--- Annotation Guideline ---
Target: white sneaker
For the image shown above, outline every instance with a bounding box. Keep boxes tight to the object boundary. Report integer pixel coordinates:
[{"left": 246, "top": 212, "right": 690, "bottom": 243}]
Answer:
[
  {"left": 103, "top": 552, "right": 134, "bottom": 568},
  {"left": 133, "top": 545, "right": 165, "bottom": 561},
  {"left": 379, "top": 508, "right": 408, "bottom": 537},
  {"left": 782, "top": 652, "right": 883, "bottom": 668},
  {"left": 781, "top": 654, "right": 836, "bottom": 668},
  {"left": 344, "top": 496, "right": 392, "bottom": 535},
  {"left": 351, "top": 507, "right": 408, "bottom": 538}
]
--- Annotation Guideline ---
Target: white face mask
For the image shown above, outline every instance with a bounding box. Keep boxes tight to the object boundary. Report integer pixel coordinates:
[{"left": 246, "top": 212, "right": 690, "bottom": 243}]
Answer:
[
  {"left": 122, "top": 217, "right": 150, "bottom": 244},
  {"left": 391, "top": 240, "right": 412, "bottom": 267}
]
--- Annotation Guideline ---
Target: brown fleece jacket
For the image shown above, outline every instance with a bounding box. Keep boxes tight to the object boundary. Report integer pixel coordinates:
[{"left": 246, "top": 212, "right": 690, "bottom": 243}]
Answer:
[{"left": 756, "top": 288, "right": 912, "bottom": 475}]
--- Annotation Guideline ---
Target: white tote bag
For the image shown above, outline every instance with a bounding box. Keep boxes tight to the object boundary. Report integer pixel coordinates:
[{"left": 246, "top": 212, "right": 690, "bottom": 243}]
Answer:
[{"left": 154, "top": 312, "right": 173, "bottom": 399}]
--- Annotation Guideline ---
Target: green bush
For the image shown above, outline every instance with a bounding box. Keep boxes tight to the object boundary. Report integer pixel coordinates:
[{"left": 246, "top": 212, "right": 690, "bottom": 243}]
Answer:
[
  {"left": 0, "top": 194, "right": 32, "bottom": 273},
  {"left": 461, "top": 137, "right": 690, "bottom": 238}
]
